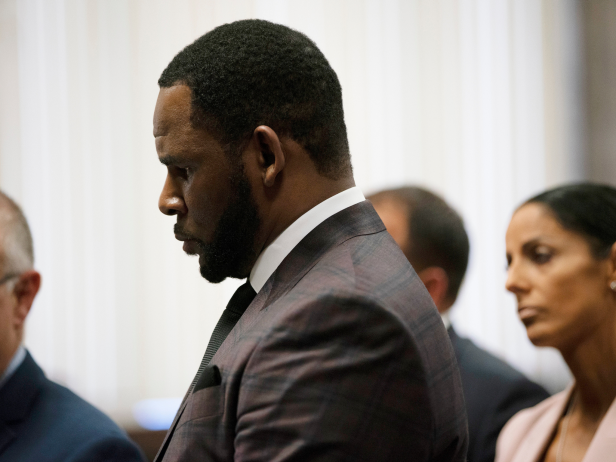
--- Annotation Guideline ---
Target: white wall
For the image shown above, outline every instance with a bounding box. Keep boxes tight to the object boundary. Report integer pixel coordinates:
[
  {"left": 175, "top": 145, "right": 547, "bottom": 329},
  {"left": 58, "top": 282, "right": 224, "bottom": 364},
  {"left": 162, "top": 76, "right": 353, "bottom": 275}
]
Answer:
[{"left": 0, "top": 0, "right": 582, "bottom": 424}]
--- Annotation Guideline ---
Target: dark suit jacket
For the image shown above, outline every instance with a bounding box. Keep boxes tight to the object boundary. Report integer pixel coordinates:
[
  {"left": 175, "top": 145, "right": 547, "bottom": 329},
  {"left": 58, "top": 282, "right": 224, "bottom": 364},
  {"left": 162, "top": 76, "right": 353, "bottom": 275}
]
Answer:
[
  {"left": 0, "top": 351, "right": 146, "bottom": 462},
  {"left": 158, "top": 201, "right": 468, "bottom": 462},
  {"left": 448, "top": 327, "right": 549, "bottom": 462}
]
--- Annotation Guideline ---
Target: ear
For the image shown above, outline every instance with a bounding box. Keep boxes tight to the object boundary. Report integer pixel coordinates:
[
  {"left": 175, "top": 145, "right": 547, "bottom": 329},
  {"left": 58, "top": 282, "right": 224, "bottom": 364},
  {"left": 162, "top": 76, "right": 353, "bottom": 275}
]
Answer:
[
  {"left": 253, "top": 126, "right": 286, "bottom": 188},
  {"left": 11, "top": 270, "right": 41, "bottom": 327},
  {"left": 417, "top": 266, "right": 451, "bottom": 313}
]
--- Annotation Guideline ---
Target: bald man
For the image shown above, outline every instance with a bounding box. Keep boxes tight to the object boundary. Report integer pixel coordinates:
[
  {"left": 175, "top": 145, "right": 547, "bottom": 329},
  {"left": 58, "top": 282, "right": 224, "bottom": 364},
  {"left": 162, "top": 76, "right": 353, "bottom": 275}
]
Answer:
[
  {"left": 369, "top": 186, "right": 549, "bottom": 462},
  {"left": 0, "top": 191, "right": 145, "bottom": 462}
]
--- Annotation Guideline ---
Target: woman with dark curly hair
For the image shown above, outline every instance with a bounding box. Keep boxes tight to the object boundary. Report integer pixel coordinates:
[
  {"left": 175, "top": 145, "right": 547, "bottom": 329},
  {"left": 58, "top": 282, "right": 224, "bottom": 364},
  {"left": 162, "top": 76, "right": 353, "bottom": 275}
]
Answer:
[{"left": 496, "top": 183, "right": 616, "bottom": 462}]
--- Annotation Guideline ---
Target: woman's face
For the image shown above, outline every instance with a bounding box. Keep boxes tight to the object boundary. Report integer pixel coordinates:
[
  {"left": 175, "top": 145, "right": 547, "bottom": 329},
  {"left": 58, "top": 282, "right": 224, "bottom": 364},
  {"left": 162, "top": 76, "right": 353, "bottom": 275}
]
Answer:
[{"left": 505, "top": 203, "right": 615, "bottom": 350}]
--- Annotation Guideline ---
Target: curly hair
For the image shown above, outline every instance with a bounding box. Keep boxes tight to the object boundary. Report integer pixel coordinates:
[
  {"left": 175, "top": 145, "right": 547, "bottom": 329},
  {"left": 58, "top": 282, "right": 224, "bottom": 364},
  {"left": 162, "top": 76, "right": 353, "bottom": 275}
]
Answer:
[{"left": 159, "top": 19, "right": 352, "bottom": 180}]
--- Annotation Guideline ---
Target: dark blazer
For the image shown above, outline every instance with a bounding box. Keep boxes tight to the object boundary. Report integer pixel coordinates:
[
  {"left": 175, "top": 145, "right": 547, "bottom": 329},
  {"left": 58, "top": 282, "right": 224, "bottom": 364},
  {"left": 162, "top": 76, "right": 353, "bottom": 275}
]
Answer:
[
  {"left": 0, "top": 351, "right": 146, "bottom": 462},
  {"left": 157, "top": 201, "right": 468, "bottom": 462},
  {"left": 448, "top": 327, "right": 549, "bottom": 462}
]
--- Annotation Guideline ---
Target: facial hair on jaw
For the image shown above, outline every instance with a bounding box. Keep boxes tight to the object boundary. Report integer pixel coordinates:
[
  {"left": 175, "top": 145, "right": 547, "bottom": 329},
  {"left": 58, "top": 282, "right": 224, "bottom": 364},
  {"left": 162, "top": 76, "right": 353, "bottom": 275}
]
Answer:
[{"left": 175, "top": 168, "right": 261, "bottom": 284}]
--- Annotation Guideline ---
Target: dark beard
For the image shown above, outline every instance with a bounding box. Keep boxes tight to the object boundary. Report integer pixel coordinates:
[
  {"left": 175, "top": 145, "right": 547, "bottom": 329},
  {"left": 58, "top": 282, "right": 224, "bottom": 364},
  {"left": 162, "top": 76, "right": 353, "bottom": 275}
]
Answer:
[{"left": 175, "top": 168, "right": 261, "bottom": 283}]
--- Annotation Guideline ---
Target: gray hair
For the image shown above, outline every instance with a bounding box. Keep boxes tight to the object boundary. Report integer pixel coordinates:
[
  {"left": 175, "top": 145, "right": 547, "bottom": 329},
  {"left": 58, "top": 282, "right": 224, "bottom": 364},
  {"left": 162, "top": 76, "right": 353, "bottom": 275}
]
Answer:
[{"left": 0, "top": 191, "right": 34, "bottom": 279}]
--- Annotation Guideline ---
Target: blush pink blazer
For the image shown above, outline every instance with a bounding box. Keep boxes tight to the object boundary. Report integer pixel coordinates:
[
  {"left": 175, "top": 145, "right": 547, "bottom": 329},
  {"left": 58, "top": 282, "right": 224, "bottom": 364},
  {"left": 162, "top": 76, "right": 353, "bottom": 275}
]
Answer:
[{"left": 495, "top": 384, "right": 616, "bottom": 462}]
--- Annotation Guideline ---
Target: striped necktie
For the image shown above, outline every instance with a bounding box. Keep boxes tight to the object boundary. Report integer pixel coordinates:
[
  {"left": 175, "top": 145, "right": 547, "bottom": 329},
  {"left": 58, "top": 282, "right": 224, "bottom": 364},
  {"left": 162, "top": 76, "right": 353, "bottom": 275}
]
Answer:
[{"left": 189, "top": 280, "right": 257, "bottom": 392}]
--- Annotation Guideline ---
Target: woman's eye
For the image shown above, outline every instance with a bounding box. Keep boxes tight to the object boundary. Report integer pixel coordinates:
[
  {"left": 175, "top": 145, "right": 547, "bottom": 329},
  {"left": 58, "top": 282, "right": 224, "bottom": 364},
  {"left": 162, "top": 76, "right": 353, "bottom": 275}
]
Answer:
[{"left": 532, "top": 246, "right": 552, "bottom": 264}]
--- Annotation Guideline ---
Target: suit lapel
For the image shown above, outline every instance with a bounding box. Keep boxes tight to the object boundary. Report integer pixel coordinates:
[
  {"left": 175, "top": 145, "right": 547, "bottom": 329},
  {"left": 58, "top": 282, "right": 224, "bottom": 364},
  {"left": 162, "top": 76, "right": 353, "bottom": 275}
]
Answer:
[
  {"left": 263, "top": 201, "right": 385, "bottom": 308},
  {"left": 583, "top": 394, "right": 616, "bottom": 461},
  {"left": 0, "top": 351, "right": 44, "bottom": 457},
  {"left": 0, "top": 423, "right": 15, "bottom": 456},
  {"left": 511, "top": 386, "right": 573, "bottom": 462}
]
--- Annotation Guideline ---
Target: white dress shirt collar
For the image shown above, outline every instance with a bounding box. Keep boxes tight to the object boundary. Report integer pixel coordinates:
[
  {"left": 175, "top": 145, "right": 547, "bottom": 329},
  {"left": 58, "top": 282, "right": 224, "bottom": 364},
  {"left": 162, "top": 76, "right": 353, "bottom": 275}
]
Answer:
[
  {"left": 0, "top": 345, "right": 26, "bottom": 391},
  {"left": 441, "top": 311, "right": 451, "bottom": 330},
  {"left": 249, "top": 186, "right": 365, "bottom": 293}
]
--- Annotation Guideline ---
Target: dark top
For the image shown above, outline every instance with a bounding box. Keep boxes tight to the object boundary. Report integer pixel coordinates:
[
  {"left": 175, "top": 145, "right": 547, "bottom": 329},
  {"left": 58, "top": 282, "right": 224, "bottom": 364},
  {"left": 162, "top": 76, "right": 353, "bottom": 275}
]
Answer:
[
  {"left": 0, "top": 351, "right": 146, "bottom": 462},
  {"left": 448, "top": 326, "right": 550, "bottom": 462}
]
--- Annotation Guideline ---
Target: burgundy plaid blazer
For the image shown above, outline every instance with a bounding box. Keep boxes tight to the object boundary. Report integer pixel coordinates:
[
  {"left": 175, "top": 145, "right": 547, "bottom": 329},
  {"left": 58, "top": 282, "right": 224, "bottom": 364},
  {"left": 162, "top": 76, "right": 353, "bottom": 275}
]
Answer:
[{"left": 156, "top": 201, "right": 468, "bottom": 462}]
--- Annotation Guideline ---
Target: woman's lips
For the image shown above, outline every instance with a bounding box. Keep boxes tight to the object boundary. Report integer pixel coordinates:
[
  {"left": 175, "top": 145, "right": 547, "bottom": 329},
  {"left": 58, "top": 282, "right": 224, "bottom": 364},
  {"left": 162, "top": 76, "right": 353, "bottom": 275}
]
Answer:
[{"left": 518, "top": 306, "right": 541, "bottom": 322}]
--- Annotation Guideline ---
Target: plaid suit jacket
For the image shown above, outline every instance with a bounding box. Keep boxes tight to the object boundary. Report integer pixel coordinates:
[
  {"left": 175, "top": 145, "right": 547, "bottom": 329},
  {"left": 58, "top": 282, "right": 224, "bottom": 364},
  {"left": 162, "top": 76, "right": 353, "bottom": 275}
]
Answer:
[{"left": 156, "top": 201, "right": 468, "bottom": 462}]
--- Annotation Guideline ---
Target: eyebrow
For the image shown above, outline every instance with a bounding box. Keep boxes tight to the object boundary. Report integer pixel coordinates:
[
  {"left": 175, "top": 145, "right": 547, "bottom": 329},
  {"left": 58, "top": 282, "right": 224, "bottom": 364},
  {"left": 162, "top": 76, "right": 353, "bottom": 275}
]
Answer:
[{"left": 521, "top": 237, "right": 548, "bottom": 252}]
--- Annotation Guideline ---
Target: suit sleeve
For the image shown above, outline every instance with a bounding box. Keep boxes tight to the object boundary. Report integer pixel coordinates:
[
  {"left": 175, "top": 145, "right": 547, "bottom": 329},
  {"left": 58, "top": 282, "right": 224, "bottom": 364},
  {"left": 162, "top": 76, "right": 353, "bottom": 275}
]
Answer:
[
  {"left": 69, "top": 435, "right": 147, "bottom": 462},
  {"left": 234, "top": 293, "right": 436, "bottom": 462}
]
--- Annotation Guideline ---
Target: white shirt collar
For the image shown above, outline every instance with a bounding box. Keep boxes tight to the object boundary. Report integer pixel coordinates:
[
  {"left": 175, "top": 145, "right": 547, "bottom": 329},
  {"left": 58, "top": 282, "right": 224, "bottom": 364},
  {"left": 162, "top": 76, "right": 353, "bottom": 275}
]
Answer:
[
  {"left": 441, "top": 311, "right": 451, "bottom": 330},
  {"left": 0, "top": 345, "right": 26, "bottom": 391},
  {"left": 249, "top": 186, "right": 365, "bottom": 292}
]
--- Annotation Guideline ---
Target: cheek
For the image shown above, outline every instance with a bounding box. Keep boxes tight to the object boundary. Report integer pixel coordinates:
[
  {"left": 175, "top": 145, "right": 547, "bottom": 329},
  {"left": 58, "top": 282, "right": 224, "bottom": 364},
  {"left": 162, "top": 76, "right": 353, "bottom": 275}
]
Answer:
[
  {"left": 542, "top": 263, "right": 608, "bottom": 334},
  {"left": 184, "top": 179, "right": 230, "bottom": 230}
]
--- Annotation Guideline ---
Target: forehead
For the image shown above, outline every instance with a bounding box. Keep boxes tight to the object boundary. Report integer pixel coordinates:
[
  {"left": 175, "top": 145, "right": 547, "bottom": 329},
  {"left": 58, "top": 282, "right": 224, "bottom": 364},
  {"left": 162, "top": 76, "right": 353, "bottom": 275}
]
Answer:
[
  {"left": 153, "top": 85, "right": 193, "bottom": 137},
  {"left": 506, "top": 203, "right": 573, "bottom": 245},
  {"left": 154, "top": 85, "right": 226, "bottom": 160}
]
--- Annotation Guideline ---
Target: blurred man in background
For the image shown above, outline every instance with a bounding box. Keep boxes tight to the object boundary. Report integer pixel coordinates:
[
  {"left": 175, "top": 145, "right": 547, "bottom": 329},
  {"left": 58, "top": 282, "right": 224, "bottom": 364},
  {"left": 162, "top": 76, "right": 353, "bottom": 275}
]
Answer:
[
  {"left": 369, "top": 186, "right": 549, "bottom": 462},
  {"left": 0, "top": 191, "right": 145, "bottom": 462}
]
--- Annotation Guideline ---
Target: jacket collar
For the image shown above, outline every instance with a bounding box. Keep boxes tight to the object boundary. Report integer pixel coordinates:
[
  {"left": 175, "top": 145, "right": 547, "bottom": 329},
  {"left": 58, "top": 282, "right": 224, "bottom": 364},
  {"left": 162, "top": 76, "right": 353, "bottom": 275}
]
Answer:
[
  {"left": 510, "top": 384, "right": 616, "bottom": 462},
  {"left": 0, "top": 351, "right": 44, "bottom": 454},
  {"left": 0, "top": 351, "right": 44, "bottom": 423},
  {"left": 583, "top": 387, "right": 616, "bottom": 461},
  {"left": 260, "top": 200, "right": 385, "bottom": 309}
]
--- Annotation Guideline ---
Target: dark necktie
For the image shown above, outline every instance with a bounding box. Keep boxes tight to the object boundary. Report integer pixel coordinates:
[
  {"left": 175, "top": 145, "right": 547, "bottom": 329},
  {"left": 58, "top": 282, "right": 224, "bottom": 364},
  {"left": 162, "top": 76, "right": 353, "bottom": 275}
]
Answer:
[
  {"left": 188, "top": 280, "right": 257, "bottom": 392},
  {"left": 156, "top": 281, "right": 258, "bottom": 462}
]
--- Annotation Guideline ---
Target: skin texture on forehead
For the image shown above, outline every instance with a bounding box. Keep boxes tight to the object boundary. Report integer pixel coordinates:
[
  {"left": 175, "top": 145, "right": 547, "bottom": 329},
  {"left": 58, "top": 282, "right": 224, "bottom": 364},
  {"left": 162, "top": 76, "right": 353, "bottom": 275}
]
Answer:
[{"left": 505, "top": 203, "right": 615, "bottom": 352}]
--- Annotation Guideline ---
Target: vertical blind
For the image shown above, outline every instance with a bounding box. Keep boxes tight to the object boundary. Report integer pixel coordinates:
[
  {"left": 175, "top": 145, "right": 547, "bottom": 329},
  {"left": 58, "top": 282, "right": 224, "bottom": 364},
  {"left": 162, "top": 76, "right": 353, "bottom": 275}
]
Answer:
[{"left": 0, "top": 0, "right": 582, "bottom": 424}]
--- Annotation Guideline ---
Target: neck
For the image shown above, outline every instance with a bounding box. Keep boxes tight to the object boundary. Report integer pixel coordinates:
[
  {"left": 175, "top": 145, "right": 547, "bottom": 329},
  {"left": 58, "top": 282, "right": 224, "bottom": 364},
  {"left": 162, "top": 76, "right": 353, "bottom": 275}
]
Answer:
[
  {"left": 260, "top": 176, "right": 355, "bottom": 251},
  {"left": 561, "top": 316, "right": 616, "bottom": 421}
]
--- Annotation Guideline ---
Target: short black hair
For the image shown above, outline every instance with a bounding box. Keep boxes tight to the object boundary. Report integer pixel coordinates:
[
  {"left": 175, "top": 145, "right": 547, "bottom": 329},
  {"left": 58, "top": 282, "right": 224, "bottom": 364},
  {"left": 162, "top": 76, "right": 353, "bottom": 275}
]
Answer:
[
  {"left": 369, "top": 187, "right": 469, "bottom": 302},
  {"left": 159, "top": 19, "right": 352, "bottom": 180},
  {"left": 525, "top": 182, "right": 616, "bottom": 259}
]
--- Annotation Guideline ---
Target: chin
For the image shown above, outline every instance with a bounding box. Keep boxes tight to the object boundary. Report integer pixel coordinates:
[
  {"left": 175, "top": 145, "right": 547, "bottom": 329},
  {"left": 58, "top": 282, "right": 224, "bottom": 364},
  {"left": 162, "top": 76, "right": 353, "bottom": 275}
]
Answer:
[
  {"left": 199, "top": 260, "right": 252, "bottom": 284},
  {"left": 524, "top": 322, "right": 558, "bottom": 348}
]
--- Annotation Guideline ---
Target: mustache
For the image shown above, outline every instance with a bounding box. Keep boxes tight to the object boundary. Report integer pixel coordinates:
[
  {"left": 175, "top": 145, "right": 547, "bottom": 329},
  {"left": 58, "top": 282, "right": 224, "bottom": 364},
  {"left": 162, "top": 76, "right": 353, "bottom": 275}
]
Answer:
[{"left": 174, "top": 224, "right": 206, "bottom": 248}]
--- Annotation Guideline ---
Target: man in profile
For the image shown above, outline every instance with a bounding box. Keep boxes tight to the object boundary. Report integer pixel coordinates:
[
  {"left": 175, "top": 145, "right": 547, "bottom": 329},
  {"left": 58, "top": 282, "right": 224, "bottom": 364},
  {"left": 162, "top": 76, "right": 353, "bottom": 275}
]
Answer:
[
  {"left": 369, "top": 186, "right": 549, "bottom": 462},
  {"left": 153, "top": 20, "right": 467, "bottom": 461},
  {"left": 0, "top": 191, "right": 145, "bottom": 461}
]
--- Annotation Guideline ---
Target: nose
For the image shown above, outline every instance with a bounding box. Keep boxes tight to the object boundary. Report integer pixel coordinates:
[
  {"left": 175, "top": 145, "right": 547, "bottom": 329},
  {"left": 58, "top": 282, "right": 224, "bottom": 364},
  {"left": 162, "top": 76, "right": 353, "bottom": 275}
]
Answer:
[
  {"left": 505, "top": 258, "right": 527, "bottom": 296},
  {"left": 158, "top": 174, "right": 187, "bottom": 216}
]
